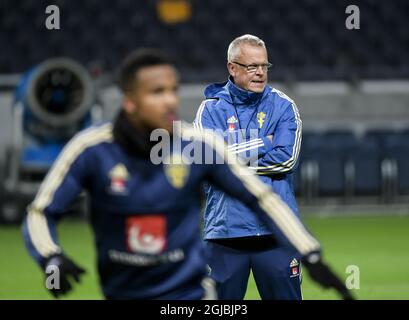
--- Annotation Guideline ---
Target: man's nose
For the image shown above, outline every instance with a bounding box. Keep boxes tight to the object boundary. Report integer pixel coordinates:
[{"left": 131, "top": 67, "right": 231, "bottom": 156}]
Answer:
[
  {"left": 165, "top": 92, "right": 178, "bottom": 110},
  {"left": 255, "top": 65, "right": 266, "bottom": 76}
]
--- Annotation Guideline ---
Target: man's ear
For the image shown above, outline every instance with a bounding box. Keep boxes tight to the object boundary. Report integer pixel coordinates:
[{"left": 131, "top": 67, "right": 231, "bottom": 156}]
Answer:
[
  {"left": 123, "top": 95, "right": 137, "bottom": 114},
  {"left": 227, "top": 62, "right": 236, "bottom": 77}
]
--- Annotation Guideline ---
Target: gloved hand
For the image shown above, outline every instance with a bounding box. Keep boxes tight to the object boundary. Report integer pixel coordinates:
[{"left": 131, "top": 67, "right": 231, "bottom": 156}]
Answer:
[
  {"left": 44, "top": 254, "right": 86, "bottom": 298},
  {"left": 302, "top": 253, "right": 355, "bottom": 300}
]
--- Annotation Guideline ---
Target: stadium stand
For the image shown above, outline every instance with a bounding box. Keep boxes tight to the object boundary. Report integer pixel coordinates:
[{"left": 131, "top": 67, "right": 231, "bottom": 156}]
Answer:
[
  {"left": 383, "top": 132, "right": 409, "bottom": 196},
  {"left": 300, "top": 131, "right": 356, "bottom": 198},
  {"left": 0, "top": 0, "right": 408, "bottom": 81},
  {"left": 298, "top": 129, "right": 409, "bottom": 203},
  {"left": 350, "top": 137, "right": 382, "bottom": 197}
]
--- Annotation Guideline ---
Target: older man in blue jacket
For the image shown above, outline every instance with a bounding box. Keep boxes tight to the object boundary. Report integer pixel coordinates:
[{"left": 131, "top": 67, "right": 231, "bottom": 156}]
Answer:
[{"left": 194, "top": 34, "right": 303, "bottom": 300}]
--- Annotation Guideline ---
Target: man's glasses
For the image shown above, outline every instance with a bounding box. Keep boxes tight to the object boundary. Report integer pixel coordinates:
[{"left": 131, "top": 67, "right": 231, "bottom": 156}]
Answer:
[{"left": 231, "top": 61, "right": 273, "bottom": 73}]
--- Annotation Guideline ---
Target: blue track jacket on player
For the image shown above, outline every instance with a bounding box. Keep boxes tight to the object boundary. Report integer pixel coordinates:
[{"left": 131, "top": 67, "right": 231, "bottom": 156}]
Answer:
[
  {"left": 22, "top": 112, "right": 315, "bottom": 299},
  {"left": 194, "top": 78, "right": 302, "bottom": 240}
]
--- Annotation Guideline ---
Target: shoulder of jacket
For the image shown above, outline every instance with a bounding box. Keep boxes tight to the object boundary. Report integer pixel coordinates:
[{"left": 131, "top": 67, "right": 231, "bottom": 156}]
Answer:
[
  {"left": 199, "top": 98, "right": 219, "bottom": 111},
  {"left": 269, "top": 87, "right": 296, "bottom": 106},
  {"left": 67, "top": 122, "right": 114, "bottom": 155}
]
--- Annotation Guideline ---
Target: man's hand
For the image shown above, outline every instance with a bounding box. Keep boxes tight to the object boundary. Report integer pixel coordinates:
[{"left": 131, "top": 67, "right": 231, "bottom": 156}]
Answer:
[
  {"left": 44, "top": 254, "right": 86, "bottom": 298},
  {"left": 302, "top": 253, "right": 355, "bottom": 300}
]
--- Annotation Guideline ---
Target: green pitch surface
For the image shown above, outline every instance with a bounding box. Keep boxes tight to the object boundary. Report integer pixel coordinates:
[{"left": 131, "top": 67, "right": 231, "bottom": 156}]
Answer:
[{"left": 1, "top": 215, "right": 409, "bottom": 300}]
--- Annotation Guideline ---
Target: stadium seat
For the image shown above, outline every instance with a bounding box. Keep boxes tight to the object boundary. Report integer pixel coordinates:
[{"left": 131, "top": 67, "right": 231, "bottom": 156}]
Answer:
[
  {"left": 302, "top": 131, "right": 356, "bottom": 197},
  {"left": 384, "top": 132, "right": 409, "bottom": 196},
  {"left": 350, "top": 137, "right": 382, "bottom": 196}
]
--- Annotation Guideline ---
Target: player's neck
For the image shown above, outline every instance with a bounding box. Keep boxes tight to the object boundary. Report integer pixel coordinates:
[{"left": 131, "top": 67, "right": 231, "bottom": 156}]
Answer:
[{"left": 113, "top": 110, "right": 156, "bottom": 157}]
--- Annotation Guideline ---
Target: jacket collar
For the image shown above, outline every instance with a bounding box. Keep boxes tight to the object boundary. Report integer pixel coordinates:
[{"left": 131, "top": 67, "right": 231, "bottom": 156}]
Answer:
[
  {"left": 226, "top": 77, "right": 265, "bottom": 106},
  {"left": 204, "top": 76, "right": 269, "bottom": 106}
]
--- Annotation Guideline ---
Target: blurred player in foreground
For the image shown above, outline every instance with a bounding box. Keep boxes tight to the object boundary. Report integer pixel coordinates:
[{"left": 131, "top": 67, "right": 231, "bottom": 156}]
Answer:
[{"left": 22, "top": 49, "right": 353, "bottom": 300}]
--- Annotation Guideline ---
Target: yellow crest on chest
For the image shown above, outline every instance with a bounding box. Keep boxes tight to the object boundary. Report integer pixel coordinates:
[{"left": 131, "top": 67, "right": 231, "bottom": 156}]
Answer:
[
  {"left": 257, "top": 112, "right": 266, "bottom": 129},
  {"left": 109, "top": 164, "right": 129, "bottom": 181},
  {"left": 163, "top": 153, "right": 190, "bottom": 189}
]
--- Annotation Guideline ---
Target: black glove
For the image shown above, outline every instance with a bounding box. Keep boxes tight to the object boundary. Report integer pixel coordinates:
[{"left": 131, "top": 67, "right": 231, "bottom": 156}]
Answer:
[
  {"left": 302, "top": 253, "right": 355, "bottom": 300},
  {"left": 44, "top": 254, "right": 86, "bottom": 298}
]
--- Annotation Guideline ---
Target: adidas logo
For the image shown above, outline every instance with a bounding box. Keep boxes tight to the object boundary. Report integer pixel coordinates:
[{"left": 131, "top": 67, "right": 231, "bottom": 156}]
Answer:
[
  {"left": 290, "top": 258, "right": 299, "bottom": 267},
  {"left": 227, "top": 116, "right": 238, "bottom": 124},
  {"left": 206, "top": 264, "right": 212, "bottom": 275}
]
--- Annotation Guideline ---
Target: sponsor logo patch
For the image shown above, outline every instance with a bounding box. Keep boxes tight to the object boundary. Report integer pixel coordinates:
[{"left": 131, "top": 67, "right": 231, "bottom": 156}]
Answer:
[{"left": 126, "top": 215, "right": 167, "bottom": 254}]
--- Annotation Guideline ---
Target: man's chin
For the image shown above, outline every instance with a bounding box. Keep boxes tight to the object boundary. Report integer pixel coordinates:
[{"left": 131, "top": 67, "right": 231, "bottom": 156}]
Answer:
[
  {"left": 249, "top": 82, "right": 266, "bottom": 93},
  {"left": 159, "top": 123, "right": 174, "bottom": 134},
  {"left": 143, "top": 123, "right": 172, "bottom": 135}
]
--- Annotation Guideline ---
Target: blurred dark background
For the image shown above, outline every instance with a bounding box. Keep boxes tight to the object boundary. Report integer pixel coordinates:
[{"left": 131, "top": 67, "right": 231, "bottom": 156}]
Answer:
[{"left": 0, "top": 0, "right": 408, "bottom": 82}]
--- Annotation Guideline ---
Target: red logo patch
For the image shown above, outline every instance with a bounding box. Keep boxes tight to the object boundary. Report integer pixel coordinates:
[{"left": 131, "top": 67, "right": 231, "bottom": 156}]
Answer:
[
  {"left": 125, "top": 215, "right": 167, "bottom": 254},
  {"left": 111, "top": 178, "right": 126, "bottom": 192},
  {"left": 291, "top": 266, "right": 299, "bottom": 275}
]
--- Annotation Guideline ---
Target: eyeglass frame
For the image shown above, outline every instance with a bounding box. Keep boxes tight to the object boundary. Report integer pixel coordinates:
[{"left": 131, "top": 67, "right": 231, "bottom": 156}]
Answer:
[{"left": 230, "top": 61, "right": 273, "bottom": 73}]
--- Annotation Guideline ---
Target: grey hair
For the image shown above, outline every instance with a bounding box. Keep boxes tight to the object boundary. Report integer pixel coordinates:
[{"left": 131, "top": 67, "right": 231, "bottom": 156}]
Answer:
[{"left": 227, "top": 34, "right": 266, "bottom": 62}]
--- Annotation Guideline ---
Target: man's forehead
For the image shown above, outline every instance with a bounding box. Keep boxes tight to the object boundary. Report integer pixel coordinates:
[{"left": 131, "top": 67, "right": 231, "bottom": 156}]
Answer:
[
  {"left": 238, "top": 44, "right": 268, "bottom": 62},
  {"left": 135, "top": 64, "right": 178, "bottom": 87}
]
